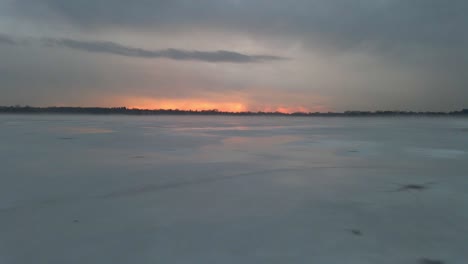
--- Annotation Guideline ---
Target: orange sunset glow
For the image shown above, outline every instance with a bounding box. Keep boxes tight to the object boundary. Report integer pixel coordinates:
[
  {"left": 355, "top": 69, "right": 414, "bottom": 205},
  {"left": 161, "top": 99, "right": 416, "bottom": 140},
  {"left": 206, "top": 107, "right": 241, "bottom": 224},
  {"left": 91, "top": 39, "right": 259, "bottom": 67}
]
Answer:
[
  {"left": 118, "top": 97, "right": 318, "bottom": 113},
  {"left": 124, "top": 98, "right": 248, "bottom": 112}
]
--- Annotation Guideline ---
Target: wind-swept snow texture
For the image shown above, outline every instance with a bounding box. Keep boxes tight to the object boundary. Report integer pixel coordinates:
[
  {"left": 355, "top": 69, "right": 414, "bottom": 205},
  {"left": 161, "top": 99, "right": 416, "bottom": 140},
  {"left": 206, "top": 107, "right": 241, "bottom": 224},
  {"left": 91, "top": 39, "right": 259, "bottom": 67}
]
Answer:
[{"left": 1, "top": 115, "right": 467, "bottom": 264}]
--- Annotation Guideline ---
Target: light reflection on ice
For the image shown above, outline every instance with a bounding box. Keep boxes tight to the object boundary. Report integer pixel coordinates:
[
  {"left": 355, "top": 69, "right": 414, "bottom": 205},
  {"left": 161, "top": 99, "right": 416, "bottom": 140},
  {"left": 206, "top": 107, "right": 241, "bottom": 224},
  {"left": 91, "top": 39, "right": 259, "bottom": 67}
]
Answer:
[{"left": 50, "top": 126, "right": 115, "bottom": 134}]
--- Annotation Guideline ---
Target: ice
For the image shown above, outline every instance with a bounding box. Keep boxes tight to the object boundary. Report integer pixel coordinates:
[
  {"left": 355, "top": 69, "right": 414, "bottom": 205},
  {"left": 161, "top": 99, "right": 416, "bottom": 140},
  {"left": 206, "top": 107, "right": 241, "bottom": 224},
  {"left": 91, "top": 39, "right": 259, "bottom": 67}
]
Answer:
[{"left": 1, "top": 115, "right": 468, "bottom": 264}]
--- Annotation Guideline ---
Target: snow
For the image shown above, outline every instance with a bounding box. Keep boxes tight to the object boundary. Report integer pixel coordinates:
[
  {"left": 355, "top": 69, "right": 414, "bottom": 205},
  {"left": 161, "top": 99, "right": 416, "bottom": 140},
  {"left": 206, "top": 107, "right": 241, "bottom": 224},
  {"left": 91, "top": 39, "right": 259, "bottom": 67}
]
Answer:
[{"left": 1, "top": 115, "right": 468, "bottom": 264}]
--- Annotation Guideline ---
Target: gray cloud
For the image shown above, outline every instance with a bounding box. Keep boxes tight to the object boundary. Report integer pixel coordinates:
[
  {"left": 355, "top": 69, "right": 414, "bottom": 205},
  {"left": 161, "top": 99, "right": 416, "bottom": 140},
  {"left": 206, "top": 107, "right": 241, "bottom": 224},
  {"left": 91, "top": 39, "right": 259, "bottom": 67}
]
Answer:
[
  {"left": 11, "top": 0, "right": 468, "bottom": 52},
  {"left": 0, "top": 34, "right": 287, "bottom": 63},
  {"left": 44, "top": 38, "right": 287, "bottom": 63},
  {"left": 8, "top": 1, "right": 468, "bottom": 80},
  {"left": 8, "top": 0, "right": 468, "bottom": 65}
]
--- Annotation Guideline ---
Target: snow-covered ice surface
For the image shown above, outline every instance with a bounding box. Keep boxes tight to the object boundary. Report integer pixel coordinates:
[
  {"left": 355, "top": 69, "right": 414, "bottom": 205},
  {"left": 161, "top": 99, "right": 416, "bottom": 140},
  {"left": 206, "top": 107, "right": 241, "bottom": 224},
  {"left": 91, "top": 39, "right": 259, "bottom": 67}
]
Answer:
[{"left": 1, "top": 115, "right": 468, "bottom": 264}]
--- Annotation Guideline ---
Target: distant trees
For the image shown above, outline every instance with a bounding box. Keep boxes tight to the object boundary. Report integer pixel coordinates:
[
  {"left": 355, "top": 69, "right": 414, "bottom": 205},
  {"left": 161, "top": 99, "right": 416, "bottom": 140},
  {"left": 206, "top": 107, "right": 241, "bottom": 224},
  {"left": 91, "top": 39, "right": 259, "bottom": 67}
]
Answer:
[{"left": 0, "top": 105, "right": 467, "bottom": 116}]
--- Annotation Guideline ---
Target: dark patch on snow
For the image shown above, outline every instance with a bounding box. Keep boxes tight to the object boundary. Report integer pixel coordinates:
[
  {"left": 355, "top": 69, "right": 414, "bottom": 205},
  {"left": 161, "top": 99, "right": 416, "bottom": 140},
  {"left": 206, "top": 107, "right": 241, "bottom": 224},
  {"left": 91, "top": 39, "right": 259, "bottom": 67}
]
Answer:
[
  {"left": 419, "top": 258, "right": 444, "bottom": 264},
  {"left": 389, "top": 182, "right": 436, "bottom": 192},
  {"left": 348, "top": 229, "right": 362, "bottom": 236}
]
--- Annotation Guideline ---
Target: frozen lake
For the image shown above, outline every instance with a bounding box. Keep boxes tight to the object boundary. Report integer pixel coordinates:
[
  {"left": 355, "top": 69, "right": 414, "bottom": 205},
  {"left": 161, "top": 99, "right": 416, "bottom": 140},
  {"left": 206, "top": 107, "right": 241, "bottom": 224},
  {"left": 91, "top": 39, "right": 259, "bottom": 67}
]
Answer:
[{"left": 1, "top": 115, "right": 468, "bottom": 264}]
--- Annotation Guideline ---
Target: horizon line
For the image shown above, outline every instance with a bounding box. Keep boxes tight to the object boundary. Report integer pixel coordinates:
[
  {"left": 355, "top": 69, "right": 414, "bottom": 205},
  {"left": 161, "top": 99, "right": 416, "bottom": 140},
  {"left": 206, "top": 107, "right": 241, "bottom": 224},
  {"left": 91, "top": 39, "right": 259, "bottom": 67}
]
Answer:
[{"left": 1, "top": 105, "right": 467, "bottom": 116}]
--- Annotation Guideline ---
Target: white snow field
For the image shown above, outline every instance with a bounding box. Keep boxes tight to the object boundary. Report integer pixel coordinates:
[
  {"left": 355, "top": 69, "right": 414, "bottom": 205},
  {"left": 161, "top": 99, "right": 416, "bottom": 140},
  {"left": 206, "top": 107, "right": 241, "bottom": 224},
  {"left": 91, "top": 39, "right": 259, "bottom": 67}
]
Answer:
[{"left": 1, "top": 115, "right": 468, "bottom": 264}]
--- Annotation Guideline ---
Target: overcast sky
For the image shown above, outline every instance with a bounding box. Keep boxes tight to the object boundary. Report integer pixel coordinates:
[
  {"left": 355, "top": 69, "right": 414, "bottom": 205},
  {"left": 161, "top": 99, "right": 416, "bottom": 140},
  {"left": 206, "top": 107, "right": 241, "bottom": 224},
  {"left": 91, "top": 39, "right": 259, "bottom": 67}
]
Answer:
[{"left": 1, "top": 0, "right": 467, "bottom": 112}]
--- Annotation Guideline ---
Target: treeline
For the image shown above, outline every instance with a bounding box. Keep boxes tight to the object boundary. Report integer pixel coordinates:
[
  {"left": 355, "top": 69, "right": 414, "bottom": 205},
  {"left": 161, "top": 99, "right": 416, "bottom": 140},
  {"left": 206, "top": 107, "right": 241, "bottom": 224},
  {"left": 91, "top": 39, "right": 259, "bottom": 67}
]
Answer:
[{"left": 1, "top": 106, "right": 467, "bottom": 116}]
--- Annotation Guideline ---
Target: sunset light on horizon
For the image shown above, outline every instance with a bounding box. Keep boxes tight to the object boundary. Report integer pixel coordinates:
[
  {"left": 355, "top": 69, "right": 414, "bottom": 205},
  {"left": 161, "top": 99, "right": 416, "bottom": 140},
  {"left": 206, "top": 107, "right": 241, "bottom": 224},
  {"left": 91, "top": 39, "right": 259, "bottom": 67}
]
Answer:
[{"left": 121, "top": 97, "right": 318, "bottom": 113}]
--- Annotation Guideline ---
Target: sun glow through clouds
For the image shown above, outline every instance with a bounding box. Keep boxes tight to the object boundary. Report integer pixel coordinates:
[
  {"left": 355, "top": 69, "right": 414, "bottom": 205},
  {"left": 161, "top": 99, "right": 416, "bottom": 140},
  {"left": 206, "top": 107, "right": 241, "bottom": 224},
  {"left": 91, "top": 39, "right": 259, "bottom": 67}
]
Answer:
[
  {"left": 124, "top": 98, "right": 248, "bottom": 112},
  {"left": 119, "top": 97, "right": 317, "bottom": 113}
]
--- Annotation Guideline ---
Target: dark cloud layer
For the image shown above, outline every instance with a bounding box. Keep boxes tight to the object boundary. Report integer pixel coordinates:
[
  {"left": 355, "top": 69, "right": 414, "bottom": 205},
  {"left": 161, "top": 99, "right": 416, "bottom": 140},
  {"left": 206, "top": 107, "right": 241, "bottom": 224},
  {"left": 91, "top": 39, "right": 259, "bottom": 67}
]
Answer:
[
  {"left": 0, "top": 34, "right": 287, "bottom": 63},
  {"left": 9, "top": 0, "right": 468, "bottom": 78},
  {"left": 12, "top": 0, "right": 468, "bottom": 52}
]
